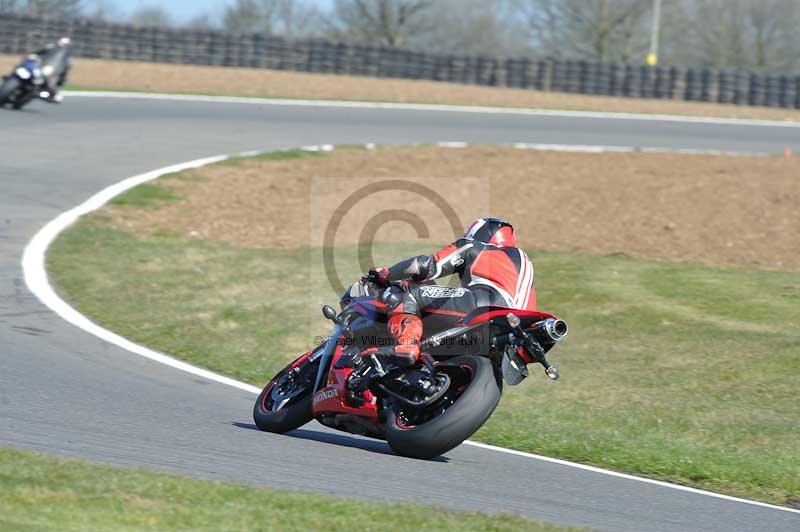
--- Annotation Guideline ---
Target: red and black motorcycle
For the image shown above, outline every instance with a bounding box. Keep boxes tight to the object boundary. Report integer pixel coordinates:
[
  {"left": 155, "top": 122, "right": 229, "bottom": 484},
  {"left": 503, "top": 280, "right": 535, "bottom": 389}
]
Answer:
[{"left": 253, "top": 279, "right": 567, "bottom": 459}]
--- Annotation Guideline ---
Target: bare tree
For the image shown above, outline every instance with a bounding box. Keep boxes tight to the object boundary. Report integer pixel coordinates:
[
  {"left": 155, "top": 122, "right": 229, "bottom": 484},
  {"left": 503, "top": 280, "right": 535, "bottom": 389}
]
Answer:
[
  {"left": 414, "top": 0, "right": 529, "bottom": 56},
  {"left": 223, "top": 0, "right": 321, "bottom": 37},
  {"left": 516, "top": 0, "right": 652, "bottom": 63},
  {"left": 223, "top": 0, "right": 263, "bottom": 33},
  {"left": 129, "top": 5, "right": 172, "bottom": 28},
  {"left": 83, "top": 0, "right": 118, "bottom": 21},
  {"left": 185, "top": 13, "right": 216, "bottom": 30},
  {"left": 275, "top": 0, "right": 323, "bottom": 37},
  {"left": 329, "top": 0, "right": 435, "bottom": 46},
  {"left": 2, "top": 0, "right": 83, "bottom": 17},
  {"left": 672, "top": 0, "right": 800, "bottom": 73},
  {"left": 0, "top": 0, "right": 21, "bottom": 12}
]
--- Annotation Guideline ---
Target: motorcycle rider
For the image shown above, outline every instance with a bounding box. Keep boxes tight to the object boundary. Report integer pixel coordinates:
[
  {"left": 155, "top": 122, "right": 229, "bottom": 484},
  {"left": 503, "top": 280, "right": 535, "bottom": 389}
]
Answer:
[
  {"left": 32, "top": 37, "right": 71, "bottom": 103},
  {"left": 366, "top": 216, "right": 535, "bottom": 366}
]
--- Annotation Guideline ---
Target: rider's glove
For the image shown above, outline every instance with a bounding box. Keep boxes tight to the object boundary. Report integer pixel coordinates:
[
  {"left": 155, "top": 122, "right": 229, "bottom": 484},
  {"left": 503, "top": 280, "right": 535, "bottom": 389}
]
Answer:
[{"left": 367, "top": 267, "right": 390, "bottom": 287}]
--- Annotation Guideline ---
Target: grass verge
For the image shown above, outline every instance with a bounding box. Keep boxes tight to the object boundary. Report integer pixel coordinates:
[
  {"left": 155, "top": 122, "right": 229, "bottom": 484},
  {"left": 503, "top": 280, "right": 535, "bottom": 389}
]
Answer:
[
  {"left": 0, "top": 448, "right": 569, "bottom": 531},
  {"left": 48, "top": 215, "right": 800, "bottom": 506}
]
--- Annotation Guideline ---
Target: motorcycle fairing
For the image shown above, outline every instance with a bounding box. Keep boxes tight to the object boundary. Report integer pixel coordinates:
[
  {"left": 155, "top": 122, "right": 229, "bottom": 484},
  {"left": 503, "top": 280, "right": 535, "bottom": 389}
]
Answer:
[
  {"left": 310, "top": 329, "right": 379, "bottom": 420},
  {"left": 311, "top": 299, "right": 562, "bottom": 420}
]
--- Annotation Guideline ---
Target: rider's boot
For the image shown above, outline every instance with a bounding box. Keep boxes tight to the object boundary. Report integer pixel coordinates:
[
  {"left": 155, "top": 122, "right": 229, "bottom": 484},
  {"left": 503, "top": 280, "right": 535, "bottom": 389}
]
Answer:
[
  {"left": 387, "top": 312, "right": 422, "bottom": 366},
  {"left": 347, "top": 313, "right": 423, "bottom": 401}
]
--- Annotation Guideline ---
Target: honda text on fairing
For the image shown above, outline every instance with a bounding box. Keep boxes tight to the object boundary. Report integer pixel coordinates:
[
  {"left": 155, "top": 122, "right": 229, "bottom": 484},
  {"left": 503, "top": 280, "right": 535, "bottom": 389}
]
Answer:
[{"left": 253, "top": 280, "right": 568, "bottom": 460}]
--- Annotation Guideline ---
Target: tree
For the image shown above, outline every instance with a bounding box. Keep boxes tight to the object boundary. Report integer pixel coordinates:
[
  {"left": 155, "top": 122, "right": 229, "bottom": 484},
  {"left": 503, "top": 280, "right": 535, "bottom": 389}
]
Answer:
[
  {"left": 129, "top": 5, "right": 172, "bottom": 28},
  {"left": 275, "top": 0, "right": 322, "bottom": 37},
  {"left": 413, "top": 0, "right": 529, "bottom": 56},
  {"left": 1, "top": 0, "right": 83, "bottom": 17},
  {"left": 185, "top": 13, "right": 216, "bottom": 30},
  {"left": 329, "top": 0, "right": 435, "bottom": 46},
  {"left": 223, "top": 0, "right": 262, "bottom": 33},
  {"left": 83, "top": 0, "right": 119, "bottom": 21},
  {"left": 671, "top": 0, "right": 800, "bottom": 73},
  {"left": 0, "top": 0, "right": 20, "bottom": 12},
  {"left": 223, "top": 0, "right": 322, "bottom": 37},
  {"left": 515, "top": 0, "right": 652, "bottom": 63}
]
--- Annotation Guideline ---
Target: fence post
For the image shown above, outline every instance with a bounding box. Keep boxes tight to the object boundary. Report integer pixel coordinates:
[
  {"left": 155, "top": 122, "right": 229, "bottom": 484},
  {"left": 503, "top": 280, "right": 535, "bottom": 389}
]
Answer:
[
  {"left": 592, "top": 61, "right": 606, "bottom": 95},
  {"left": 795, "top": 76, "right": 800, "bottom": 109},
  {"left": 716, "top": 70, "right": 730, "bottom": 104},
  {"left": 765, "top": 74, "right": 780, "bottom": 107},
  {"left": 639, "top": 65, "right": 652, "bottom": 98},
  {"left": 700, "top": 68, "right": 712, "bottom": 101},
  {"left": 622, "top": 64, "right": 636, "bottom": 97},
  {"left": 684, "top": 67, "right": 697, "bottom": 101},
  {"left": 534, "top": 60, "right": 547, "bottom": 91},
  {"left": 748, "top": 72, "right": 763, "bottom": 106}
]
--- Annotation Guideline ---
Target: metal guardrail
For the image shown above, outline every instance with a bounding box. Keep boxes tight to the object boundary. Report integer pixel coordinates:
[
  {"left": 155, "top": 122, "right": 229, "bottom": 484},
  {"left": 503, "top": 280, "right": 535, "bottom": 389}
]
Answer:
[{"left": 2, "top": 12, "right": 799, "bottom": 109}]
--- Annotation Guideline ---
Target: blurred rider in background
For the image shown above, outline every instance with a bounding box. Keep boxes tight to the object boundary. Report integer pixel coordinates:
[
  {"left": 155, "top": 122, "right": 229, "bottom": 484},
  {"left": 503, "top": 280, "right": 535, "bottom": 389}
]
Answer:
[{"left": 30, "top": 36, "right": 72, "bottom": 103}]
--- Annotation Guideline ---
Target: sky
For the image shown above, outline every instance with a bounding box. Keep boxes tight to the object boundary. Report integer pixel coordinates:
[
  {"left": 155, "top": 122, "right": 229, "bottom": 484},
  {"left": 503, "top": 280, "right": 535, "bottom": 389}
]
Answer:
[{"left": 96, "top": 0, "right": 335, "bottom": 23}]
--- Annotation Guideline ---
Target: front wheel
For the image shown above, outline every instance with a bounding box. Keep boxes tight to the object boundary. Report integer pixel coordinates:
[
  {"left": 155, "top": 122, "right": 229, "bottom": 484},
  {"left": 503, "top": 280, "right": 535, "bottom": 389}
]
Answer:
[
  {"left": 0, "top": 77, "right": 20, "bottom": 106},
  {"left": 385, "top": 356, "right": 501, "bottom": 459},
  {"left": 12, "top": 90, "right": 35, "bottom": 110},
  {"left": 253, "top": 351, "right": 320, "bottom": 434}
]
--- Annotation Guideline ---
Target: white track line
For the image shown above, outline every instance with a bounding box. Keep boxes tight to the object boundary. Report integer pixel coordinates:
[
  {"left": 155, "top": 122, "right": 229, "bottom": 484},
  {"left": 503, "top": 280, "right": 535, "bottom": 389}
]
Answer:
[
  {"left": 22, "top": 154, "right": 262, "bottom": 396},
  {"left": 21, "top": 144, "right": 800, "bottom": 517},
  {"left": 509, "top": 142, "right": 768, "bottom": 157},
  {"left": 64, "top": 90, "right": 800, "bottom": 129}
]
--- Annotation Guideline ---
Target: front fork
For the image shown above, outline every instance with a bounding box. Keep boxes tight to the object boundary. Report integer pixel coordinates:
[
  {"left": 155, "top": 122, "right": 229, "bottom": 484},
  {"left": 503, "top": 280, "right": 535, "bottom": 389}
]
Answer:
[{"left": 313, "top": 326, "right": 342, "bottom": 392}]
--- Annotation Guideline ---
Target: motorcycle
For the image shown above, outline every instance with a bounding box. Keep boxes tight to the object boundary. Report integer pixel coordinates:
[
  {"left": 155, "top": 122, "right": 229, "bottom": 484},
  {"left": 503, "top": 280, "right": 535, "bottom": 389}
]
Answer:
[
  {"left": 253, "top": 279, "right": 568, "bottom": 459},
  {"left": 0, "top": 46, "right": 69, "bottom": 110},
  {"left": 0, "top": 57, "right": 46, "bottom": 109}
]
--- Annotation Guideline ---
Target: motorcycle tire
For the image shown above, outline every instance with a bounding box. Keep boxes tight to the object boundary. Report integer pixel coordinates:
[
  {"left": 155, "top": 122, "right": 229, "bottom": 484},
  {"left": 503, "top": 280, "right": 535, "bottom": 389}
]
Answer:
[
  {"left": 12, "top": 91, "right": 34, "bottom": 110},
  {"left": 385, "top": 355, "right": 501, "bottom": 460},
  {"left": 0, "top": 77, "right": 19, "bottom": 106},
  {"left": 253, "top": 353, "right": 318, "bottom": 434}
]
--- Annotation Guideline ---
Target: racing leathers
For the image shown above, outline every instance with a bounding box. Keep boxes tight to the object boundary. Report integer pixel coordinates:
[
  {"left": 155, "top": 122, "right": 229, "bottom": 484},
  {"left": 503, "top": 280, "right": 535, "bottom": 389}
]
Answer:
[
  {"left": 34, "top": 43, "right": 71, "bottom": 102},
  {"left": 372, "top": 238, "right": 536, "bottom": 363}
]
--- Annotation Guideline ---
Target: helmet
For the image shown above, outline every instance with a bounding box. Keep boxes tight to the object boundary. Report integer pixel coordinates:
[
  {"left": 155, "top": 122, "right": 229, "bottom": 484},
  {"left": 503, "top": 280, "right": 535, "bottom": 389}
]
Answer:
[
  {"left": 464, "top": 217, "right": 516, "bottom": 247},
  {"left": 57, "top": 37, "right": 71, "bottom": 47}
]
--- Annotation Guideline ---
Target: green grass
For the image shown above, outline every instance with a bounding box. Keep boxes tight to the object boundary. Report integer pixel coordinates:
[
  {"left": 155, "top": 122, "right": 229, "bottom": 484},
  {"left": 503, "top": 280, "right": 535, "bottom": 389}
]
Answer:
[
  {"left": 0, "top": 448, "right": 568, "bottom": 531},
  {"left": 109, "top": 183, "right": 181, "bottom": 208},
  {"left": 47, "top": 218, "right": 800, "bottom": 507},
  {"left": 220, "top": 148, "right": 329, "bottom": 166}
]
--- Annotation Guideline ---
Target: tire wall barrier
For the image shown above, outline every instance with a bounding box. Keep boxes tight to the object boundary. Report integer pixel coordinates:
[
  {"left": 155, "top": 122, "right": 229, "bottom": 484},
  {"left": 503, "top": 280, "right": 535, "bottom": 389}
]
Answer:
[{"left": 2, "top": 12, "right": 798, "bottom": 109}]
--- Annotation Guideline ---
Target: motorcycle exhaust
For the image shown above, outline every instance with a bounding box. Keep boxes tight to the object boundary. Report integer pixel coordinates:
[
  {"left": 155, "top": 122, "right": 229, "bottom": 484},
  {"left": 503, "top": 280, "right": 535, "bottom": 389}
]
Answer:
[{"left": 530, "top": 318, "right": 568, "bottom": 344}]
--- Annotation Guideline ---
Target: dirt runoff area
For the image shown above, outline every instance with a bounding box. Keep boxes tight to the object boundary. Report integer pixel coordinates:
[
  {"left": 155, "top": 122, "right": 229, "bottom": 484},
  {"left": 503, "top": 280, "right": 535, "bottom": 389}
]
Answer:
[
  {"left": 3, "top": 54, "right": 800, "bottom": 122},
  {"left": 105, "top": 146, "right": 800, "bottom": 271}
]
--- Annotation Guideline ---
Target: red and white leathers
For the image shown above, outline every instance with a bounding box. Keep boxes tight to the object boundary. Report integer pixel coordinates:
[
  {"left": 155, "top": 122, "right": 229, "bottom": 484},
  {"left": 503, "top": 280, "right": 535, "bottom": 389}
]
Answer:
[
  {"left": 386, "top": 237, "right": 535, "bottom": 310},
  {"left": 375, "top": 236, "right": 536, "bottom": 363}
]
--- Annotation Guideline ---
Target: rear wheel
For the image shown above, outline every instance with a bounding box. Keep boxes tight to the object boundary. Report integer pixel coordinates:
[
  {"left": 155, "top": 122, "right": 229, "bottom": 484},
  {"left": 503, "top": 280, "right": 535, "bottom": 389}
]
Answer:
[
  {"left": 253, "top": 352, "right": 320, "bottom": 434},
  {"left": 385, "top": 356, "right": 501, "bottom": 459}
]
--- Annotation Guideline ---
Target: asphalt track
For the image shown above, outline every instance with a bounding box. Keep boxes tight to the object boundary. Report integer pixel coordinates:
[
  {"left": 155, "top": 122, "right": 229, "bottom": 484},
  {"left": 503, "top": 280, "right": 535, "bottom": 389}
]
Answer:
[{"left": 1, "top": 95, "right": 798, "bottom": 531}]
